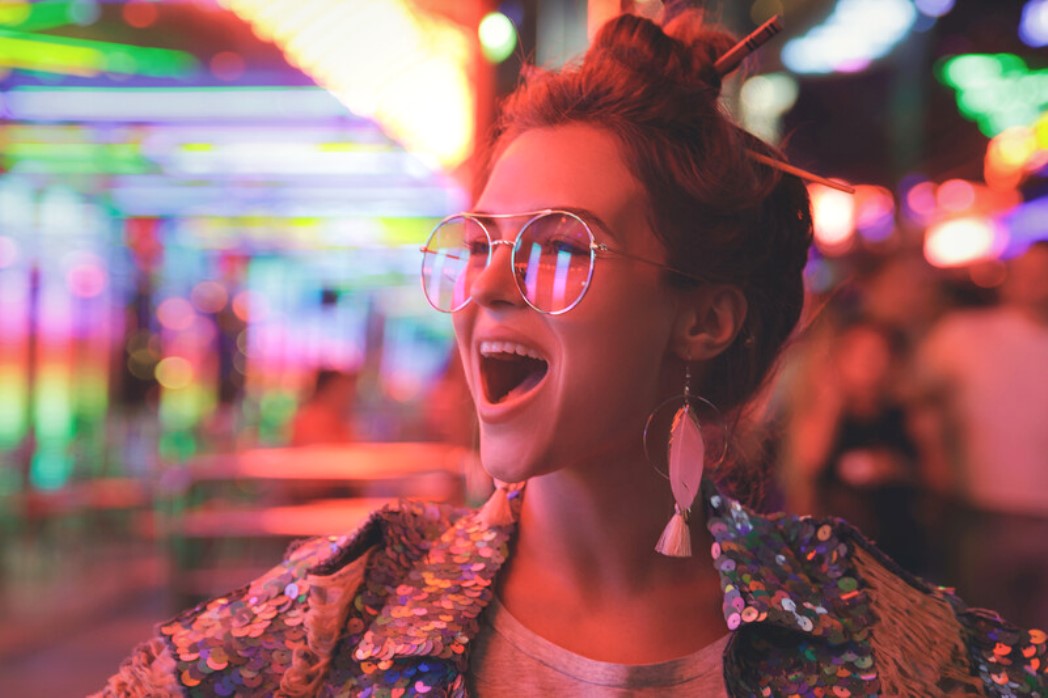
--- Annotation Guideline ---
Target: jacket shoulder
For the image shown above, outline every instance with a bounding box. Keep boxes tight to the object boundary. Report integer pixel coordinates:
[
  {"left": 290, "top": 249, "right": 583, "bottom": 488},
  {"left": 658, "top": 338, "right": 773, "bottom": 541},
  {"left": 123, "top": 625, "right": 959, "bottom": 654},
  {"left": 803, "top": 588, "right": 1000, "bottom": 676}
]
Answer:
[
  {"left": 105, "top": 499, "right": 467, "bottom": 696},
  {"left": 780, "top": 513, "right": 1046, "bottom": 696}
]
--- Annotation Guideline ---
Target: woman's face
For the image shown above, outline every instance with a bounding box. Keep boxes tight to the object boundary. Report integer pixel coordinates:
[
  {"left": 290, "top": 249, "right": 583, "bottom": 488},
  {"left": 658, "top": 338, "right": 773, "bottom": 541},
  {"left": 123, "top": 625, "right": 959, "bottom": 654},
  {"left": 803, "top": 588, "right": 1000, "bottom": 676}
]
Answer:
[{"left": 453, "top": 124, "right": 683, "bottom": 482}]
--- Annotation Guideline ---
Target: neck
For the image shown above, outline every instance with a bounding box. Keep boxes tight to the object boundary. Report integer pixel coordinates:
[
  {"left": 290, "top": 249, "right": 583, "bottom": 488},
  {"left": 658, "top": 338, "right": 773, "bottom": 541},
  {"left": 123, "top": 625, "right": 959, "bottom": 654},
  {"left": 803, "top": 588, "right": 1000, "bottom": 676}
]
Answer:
[{"left": 508, "top": 448, "right": 715, "bottom": 597}]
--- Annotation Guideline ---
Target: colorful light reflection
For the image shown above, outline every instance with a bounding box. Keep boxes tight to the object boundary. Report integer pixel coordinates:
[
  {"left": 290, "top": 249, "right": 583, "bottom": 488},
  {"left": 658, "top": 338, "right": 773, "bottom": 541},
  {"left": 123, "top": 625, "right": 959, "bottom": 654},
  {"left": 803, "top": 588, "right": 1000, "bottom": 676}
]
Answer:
[{"left": 220, "top": 0, "right": 475, "bottom": 169}]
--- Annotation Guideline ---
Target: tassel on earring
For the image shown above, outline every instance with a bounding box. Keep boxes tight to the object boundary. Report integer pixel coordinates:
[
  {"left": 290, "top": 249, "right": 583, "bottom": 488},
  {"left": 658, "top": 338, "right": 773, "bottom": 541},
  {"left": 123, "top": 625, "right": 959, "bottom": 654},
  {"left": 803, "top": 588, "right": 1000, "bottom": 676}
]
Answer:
[
  {"left": 654, "top": 365, "right": 707, "bottom": 557},
  {"left": 477, "top": 480, "right": 519, "bottom": 527}
]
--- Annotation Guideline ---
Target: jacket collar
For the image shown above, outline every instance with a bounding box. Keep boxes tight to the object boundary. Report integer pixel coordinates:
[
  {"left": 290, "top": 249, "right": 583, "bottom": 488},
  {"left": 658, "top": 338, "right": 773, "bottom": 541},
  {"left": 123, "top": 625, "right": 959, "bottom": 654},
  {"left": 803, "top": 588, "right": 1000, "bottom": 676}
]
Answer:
[
  {"left": 700, "top": 479, "right": 871, "bottom": 646},
  {"left": 352, "top": 480, "right": 869, "bottom": 663}
]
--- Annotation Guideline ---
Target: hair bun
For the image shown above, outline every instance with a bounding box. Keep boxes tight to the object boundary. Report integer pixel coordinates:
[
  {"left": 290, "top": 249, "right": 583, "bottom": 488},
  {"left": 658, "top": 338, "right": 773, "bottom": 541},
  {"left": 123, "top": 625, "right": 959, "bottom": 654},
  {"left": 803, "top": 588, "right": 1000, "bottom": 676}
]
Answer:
[
  {"left": 589, "top": 11, "right": 729, "bottom": 97},
  {"left": 662, "top": 9, "right": 739, "bottom": 93}
]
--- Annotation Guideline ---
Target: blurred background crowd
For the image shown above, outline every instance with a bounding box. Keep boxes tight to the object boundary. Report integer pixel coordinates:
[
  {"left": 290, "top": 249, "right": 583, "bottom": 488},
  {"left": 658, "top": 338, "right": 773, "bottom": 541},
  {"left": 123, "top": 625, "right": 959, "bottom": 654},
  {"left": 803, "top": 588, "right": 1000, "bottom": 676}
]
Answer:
[{"left": 0, "top": 0, "right": 1045, "bottom": 693}]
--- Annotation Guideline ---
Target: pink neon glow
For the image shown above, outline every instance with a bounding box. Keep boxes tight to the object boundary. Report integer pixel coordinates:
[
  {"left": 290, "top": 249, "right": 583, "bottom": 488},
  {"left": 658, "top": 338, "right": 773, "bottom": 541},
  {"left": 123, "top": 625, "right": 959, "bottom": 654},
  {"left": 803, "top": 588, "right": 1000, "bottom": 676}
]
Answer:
[
  {"left": 924, "top": 216, "right": 1004, "bottom": 267},
  {"left": 66, "top": 254, "right": 109, "bottom": 298},
  {"left": 937, "top": 179, "right": 977, "bottom": 212},
  {"left": 905, "top": 181, "right": 938, "bottom": 219},
  {"left": 157, "top": 297, "right": 196, "bottom": 331}
]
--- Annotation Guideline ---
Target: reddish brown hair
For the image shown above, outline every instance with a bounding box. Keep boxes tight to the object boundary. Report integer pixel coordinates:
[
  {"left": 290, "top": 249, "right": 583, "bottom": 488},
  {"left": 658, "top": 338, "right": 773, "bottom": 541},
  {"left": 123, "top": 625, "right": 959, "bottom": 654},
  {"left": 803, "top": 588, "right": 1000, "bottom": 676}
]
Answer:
[{"left": 486, "top": 11, "right": 813, "bottom": 416}]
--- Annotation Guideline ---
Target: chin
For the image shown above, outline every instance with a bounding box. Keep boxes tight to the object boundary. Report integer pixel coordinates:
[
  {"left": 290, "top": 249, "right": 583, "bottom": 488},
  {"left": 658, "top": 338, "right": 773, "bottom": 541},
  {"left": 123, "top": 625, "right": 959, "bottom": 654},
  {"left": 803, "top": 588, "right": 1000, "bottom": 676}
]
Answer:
[{"left": 476, "top": 427, "right": 554, "bottom": 484}]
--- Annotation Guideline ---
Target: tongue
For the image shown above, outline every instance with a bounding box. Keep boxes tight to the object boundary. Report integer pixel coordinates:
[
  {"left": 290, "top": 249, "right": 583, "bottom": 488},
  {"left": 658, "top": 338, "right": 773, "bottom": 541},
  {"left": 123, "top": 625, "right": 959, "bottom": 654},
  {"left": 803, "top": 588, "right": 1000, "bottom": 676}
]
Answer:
[
  {"left": 501, "top": 367, "right": 545, "bottom": 403},
  {"left": 485, "top": 354, "right": 547, "bottom": 404}
]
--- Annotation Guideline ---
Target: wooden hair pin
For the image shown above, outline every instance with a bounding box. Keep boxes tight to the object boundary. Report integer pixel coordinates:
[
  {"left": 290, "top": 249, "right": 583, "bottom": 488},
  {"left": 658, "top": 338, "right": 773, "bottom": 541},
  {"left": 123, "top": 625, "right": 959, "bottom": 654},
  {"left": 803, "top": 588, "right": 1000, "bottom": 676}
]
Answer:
[
  {"left": 716, "top": 15, "right": 856, "bottom": 195},
  {"left": 715, "top": 15, "right": 784, "bottom": 77},
  {"left": 747, "top": 150, "right": 856, "bottom": 194}
]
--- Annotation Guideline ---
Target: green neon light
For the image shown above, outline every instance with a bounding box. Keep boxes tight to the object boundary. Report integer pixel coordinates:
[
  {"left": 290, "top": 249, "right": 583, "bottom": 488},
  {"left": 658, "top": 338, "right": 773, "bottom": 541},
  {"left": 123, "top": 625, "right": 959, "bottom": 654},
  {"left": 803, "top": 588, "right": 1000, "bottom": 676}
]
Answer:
[
  {"left": 0, "top": 366, "right": 28, "bottom": 448},
  {"left": 29, "top": 440, "right": 74, "bottom": 491},
  {"left": 379, "top": 217, "right": 440, "bottom": 245},
  {"left": 937, "top": 53, "right": 1048, "bottom": 137},
  {"left": 0, "top": 33, "right": 100, "bottom": 76},
  {"left": 4, "top": 142, "right": 153, "bottom": 175},
  {"left": 33, "top": 371, "right": 74, "bottom": 441},
  {"left": 0, "top": 28, "right": 197, "bottom": 78},
  {"left": 0, "top": 1, "right": 78, "bottom": 33}
]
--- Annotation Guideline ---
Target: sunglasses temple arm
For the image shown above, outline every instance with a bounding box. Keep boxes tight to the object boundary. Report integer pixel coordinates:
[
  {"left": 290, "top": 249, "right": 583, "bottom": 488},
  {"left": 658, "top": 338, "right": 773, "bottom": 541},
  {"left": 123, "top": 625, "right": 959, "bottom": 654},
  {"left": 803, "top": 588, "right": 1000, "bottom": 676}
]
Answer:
[{"left": 746, "top": 150, "right": 856, "bottom": 194}]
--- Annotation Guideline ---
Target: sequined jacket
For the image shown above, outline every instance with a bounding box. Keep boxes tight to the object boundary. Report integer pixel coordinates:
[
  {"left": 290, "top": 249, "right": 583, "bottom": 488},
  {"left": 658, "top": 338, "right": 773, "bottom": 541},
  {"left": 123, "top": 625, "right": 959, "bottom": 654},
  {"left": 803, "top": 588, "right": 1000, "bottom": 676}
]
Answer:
[{"left": 95, "top": 485, "right": 1047, "bottom": 698}]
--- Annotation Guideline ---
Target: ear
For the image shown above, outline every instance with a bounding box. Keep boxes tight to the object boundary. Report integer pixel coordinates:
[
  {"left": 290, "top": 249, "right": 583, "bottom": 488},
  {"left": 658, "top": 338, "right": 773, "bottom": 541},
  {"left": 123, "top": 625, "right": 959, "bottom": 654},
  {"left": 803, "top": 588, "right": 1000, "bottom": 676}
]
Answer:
[{"left": 671, "top": 284, "right": 747, "bottom": 361}]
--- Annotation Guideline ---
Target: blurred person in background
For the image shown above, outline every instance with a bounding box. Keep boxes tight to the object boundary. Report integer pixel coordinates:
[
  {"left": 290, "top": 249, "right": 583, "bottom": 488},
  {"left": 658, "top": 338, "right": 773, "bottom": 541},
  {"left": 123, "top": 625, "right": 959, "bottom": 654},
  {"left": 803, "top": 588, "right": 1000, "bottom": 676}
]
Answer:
[
  {"left": 96, "top": 8, "right": 1045, "bottom": 697},
  {"left": 289, "top": 368, "right": 360, "bottom": 447},
  {"left": 785, "top": 316, "right": 927, "bottom": 575},
  {"left": 914, "top": 240, "right": 1048, "bottom": 629}
]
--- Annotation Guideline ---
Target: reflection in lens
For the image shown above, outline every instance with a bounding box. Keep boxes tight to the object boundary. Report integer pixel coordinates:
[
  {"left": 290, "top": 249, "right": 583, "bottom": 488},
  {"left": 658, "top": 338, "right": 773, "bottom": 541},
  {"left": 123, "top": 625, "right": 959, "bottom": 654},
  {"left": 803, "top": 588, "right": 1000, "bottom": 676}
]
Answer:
[
  {"left": 522, "top": 240, "right": 541, "bottom": 303},
  {"left": 423, "top": 217, "right": 477, "bottom": 312},
  {"left": 517, "top": 214, "right": 592, "bottom": 312}
]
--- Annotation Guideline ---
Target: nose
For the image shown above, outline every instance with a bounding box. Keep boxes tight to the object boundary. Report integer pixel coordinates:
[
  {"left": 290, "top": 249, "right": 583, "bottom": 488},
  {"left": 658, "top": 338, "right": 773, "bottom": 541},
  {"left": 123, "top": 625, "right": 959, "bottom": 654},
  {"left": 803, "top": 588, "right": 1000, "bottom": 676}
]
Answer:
[{"left": 470, "top": 240, "right": 525, "bottom": 310}]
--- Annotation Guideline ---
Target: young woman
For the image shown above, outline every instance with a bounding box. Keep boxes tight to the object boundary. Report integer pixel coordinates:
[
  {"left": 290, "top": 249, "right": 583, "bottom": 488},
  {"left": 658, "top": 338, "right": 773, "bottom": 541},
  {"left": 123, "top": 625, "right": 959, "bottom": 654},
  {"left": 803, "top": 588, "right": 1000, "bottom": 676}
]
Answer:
[{"left": 96, "top": 9, "right": 1045, "bottom": 697}]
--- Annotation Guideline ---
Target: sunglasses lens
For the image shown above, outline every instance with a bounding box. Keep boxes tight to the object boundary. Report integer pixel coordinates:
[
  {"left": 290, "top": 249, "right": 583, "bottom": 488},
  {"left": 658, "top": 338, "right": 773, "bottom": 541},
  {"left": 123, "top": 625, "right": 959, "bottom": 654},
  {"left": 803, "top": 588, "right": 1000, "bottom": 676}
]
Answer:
[
  {"left": 421, "top": 216, "right": 487, "bottom": 312},
  {"left": 515, "top": 213, "right": 594, "bottom": 313}
]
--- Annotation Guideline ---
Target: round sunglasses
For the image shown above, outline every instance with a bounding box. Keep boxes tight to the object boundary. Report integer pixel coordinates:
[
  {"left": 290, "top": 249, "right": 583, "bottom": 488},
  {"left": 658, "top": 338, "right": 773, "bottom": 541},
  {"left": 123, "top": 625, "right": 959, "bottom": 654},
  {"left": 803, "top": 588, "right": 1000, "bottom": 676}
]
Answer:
[{"left": 420, "top": 209, "right": 699, "bottom": 315}]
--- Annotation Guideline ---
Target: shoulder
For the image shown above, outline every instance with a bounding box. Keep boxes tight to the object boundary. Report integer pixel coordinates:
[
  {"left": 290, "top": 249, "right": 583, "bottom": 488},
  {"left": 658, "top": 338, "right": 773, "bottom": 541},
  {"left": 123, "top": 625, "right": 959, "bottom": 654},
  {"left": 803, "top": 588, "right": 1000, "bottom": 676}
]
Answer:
[
  {"left": 737, "top": 508, "right": 1047, "bottom": 695},
  {"left": 98, "top": 499, "right": 473, "bottom": 696},
  {"left": 703, "top": 483, "right": 1046, "bottom": 695}
]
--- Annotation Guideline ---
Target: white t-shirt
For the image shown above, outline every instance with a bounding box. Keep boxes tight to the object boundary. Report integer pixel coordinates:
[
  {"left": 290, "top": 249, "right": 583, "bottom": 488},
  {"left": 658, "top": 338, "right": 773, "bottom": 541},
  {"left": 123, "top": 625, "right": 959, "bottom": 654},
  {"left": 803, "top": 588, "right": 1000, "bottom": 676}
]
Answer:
[
  {"left": 919, "top": 307, "right": 1048, "bottom": 514},
  {"left": 468, "top": 596, "right": 730, "bottom": 697}
]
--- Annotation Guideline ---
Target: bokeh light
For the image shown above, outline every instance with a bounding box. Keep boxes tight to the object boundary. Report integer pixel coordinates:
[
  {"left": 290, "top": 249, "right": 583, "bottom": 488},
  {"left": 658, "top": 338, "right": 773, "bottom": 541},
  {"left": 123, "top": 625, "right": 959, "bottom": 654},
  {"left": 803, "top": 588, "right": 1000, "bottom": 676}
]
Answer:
[
  {"left": 190, "top": 280, "right": 229, "bottom": 314},
  {"left": 65, "top": 254, "right": 108, "bottom": 298},
  {"left": 937, "top": 179, "right": 976, "bottom": 212},
  {"left": 478, "top": 12, "right": 517, "bottom": 64},
  {"left": 122, "top": 1, "right": 159, "bottom": 29},
  {"left": 782, "top": 0, "right": 917, "bottom": 74},
  {"left": 924, "top": 216, "right": 1005, "bottom": 268},
  {"left": 155, "top": 356, "right": 194, "bottom": 390},
  {"left": 915, "top": 0, "right": 955, "bottom": 18},
  {"left": 157, "top": 297, "right": 197, "bottom": 331},
  {"left": 810, "top": 184, "right": 856, "bottom": 251},
  {"left": 1020, "top": 0, "right": 1048, "bottom": 47},
  {"left": 210, "top": 51, "right": 245, "bottom": 81}
]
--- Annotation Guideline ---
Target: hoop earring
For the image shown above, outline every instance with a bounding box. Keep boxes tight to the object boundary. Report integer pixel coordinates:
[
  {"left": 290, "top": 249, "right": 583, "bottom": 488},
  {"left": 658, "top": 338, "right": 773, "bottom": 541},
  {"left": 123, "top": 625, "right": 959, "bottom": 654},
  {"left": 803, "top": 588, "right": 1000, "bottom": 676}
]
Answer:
[{"left": 643, "top": 364, "right": 726, "bottom": 557}]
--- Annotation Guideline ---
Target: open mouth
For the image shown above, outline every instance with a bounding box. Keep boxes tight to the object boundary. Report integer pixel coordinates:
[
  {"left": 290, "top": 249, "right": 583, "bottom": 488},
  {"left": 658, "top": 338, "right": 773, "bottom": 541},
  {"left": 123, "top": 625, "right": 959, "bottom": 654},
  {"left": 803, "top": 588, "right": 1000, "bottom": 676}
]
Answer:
[{"left": 479, "top": 340, "right": 549, "bottom": 405}]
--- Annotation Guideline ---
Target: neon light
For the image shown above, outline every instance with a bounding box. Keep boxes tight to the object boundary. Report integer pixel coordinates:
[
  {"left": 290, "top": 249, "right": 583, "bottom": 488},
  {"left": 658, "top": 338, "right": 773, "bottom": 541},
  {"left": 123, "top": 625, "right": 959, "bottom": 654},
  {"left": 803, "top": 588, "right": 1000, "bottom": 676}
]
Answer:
[
  {"left": 0, "top": 1, "right": 79, "bottom": 33},
  {"left": 222, "top": 0, "right": 474, "bottom": 168},
  {"left": 0, "top": 271, "right": 30, "bottom": 448},
  {"left": 156, "top": 356, "right": 194, "bottom": 390},
  {"left": 1001, "top": 195, "right": 1048, "bottom": 250},
  {"left": 914, "top": 0, "right": 955, "bottom": 18},
  {"left": 925, "top": 216, "right": 1005, "bottom": 268},
  {"left": 985, "top": 114, "right": 1048, "bottom": 189},
  {"left": 938, "top": 54, "right": 1048, "bottom": 137},
  {"left": 122, "top": 1, "right": 159, "bottom": 29},
  {"left": 810, "top": 184, "right": 856, "bottom": 251},
  {"left": 0, "top": 28, "right": 196, "bottom": 78},
  {"left": 65, "top": 253, "right": 108, "bottom": 298},
  {"left": 30, "top": 443, "right": 74, "bottom": 491},
  {"left": 853, "top": 185, "right": 895, "bottom": 242},
  {"left": 904, "top": 180, "right": 938, "bottom": 220},
  {"left": 4, "top": 86, "right": 353, "bottom": 122},
  {"left": 157, "top": 297, "right": 196, "bottom": 331},
  {"left": 1020, "top": 0, "right": 1048, "bottom": 47},
  {"left": 937, "top": 179, "right": 976, "bottom": 212},
  {"left": 190, "top": 281, "right": 229, "bottom": 314},
  {"left": 3, "top": 141, "right": 151, "bottom": 175},
  {"left": 782, "top": 0, "right": 916, "bottom": 75}
]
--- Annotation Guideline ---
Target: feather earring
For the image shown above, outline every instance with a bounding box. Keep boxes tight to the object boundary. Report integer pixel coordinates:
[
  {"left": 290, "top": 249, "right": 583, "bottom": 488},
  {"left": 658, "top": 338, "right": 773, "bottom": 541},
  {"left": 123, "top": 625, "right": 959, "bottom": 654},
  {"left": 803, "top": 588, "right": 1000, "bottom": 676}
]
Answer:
[{"left": 644, "top": 364, "right": 726, "bottom": 558}]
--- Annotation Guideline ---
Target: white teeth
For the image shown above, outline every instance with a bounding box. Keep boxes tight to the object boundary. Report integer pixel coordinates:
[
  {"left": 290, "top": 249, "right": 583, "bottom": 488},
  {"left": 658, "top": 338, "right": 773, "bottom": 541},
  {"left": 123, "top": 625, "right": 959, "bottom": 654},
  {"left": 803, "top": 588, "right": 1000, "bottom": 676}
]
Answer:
[{"left": 478, "top": 340, "right": 545, "bottom": 361}]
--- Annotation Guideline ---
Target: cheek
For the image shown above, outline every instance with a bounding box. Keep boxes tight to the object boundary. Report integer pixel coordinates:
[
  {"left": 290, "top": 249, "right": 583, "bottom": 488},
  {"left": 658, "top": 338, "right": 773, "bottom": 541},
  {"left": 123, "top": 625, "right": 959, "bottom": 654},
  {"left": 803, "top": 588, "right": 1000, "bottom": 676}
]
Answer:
[{"left": 451, "top": 311, "right": 477, "bottom": 393}]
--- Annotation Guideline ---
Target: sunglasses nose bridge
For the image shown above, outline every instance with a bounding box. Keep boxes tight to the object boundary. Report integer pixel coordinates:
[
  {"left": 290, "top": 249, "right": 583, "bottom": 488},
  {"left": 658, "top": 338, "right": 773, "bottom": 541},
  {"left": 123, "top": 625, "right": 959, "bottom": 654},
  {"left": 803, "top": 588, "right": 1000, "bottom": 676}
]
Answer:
[{"left": 469, "top": 237, "right": 529, "bottom": 310}]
